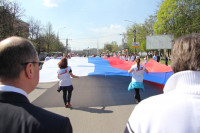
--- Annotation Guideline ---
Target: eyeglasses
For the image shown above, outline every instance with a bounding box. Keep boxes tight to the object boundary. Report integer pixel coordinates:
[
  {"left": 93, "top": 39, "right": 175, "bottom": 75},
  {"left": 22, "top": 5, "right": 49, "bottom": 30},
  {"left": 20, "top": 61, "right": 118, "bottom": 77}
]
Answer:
[{"left": 21, "top": 61, "right": 43, "bottom": 66}]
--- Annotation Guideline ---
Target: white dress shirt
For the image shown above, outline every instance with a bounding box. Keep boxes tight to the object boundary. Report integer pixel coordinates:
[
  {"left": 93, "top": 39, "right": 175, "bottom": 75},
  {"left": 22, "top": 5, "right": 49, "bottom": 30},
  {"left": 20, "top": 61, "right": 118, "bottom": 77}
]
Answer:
[{"left": 0, "top": 85, "right": 28, "bottom": 98}]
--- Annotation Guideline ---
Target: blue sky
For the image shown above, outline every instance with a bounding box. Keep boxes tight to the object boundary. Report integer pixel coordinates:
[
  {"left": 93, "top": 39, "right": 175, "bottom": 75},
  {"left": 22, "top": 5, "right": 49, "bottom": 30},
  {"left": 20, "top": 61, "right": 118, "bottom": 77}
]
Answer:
[{"left": 17, "top": 0, "right": 162, "bottom": 50}]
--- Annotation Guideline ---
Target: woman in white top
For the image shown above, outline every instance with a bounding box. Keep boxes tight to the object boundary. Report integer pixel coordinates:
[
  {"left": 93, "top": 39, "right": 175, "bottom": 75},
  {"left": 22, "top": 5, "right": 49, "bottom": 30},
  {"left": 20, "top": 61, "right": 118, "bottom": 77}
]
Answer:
[
  {"left": 57, "top": 58, "right": 79, "bottom": 108},
  {"left": 144, "top": 55, "right": 148, "bottom": 64},
  {"left": 128, "top": 56, "right": 148, "bottom": 103},
  {"left": 131, "top": 54, "right": 135, "bottom": 61}
]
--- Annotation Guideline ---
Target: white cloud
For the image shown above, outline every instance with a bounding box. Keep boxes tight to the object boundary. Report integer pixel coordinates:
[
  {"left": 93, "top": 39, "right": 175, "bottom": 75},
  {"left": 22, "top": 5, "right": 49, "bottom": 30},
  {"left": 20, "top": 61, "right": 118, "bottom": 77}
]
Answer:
[
  {"left": 43, "top": 0, "right": 58, "bottom": 7},
  {"left": 64, "top": 24, "right": 126, "bottom": 50},
  {"left": 90, "top": 24, "right": 125, "bottom": 34},
  {"left": 85, "top": 24, "right": 126, "bottom": 48},
  {"left": 90, "top": 27, "right": 107, "bottom": 33}
]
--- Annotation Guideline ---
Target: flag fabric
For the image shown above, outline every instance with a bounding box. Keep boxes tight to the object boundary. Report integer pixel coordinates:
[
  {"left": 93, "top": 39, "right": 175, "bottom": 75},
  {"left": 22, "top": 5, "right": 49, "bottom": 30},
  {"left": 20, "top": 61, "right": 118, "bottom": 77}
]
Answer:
[
  {"left": 103, "top": 57, "right": 173, "bottom": 85},
  {"left": 39, "top": 57, "right": 95, "bottom": 83},
  {"left": 39, "top": 57, "right": 173, "bottom": 86}
]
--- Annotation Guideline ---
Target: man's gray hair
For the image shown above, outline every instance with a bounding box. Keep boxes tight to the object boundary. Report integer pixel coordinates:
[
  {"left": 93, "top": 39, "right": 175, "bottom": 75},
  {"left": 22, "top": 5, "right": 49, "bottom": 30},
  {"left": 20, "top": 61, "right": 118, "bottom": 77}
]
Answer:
[
  {"left": 171, "top": 33, "right": 200, "bottom": 73},
  {"left": 0, "top": 36, "right": 37, "bottom": 80}
]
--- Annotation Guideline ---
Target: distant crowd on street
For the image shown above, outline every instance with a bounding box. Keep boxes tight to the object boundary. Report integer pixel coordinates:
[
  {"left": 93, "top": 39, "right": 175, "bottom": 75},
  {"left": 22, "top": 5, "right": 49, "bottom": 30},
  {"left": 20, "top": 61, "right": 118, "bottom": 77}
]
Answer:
[{"left": 116, "top": 52, "right": 169, "bottom": 66}]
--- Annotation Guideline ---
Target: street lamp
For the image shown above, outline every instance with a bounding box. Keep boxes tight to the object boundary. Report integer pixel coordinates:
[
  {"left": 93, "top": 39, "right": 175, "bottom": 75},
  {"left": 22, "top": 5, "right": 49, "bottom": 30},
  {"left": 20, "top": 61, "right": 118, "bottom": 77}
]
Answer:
[
  {"left": 133, "top": 27, "right": 137, "bottom": 54},
  {"left": 57, "top": 27, "right": 67, "bottom": 52},
  {"left": 66, "top": 38, "right": 72, "bottom": 55},
  {"left": 88, "top": 47, "right": 89, "bottom": 57},
  {"left": 65, "top": 29, "right": 73, "bottom": 55},
  {"left": 124, "top": 20, "right": 137, "bottom": 54}
]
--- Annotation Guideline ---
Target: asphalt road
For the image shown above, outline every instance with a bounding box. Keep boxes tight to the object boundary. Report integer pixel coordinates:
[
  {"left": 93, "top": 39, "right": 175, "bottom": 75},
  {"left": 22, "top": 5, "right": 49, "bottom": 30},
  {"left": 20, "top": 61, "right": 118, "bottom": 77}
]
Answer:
[
  {"left": 32, "top": 75, "right": 163, "bottom": 108},
  {"left": 29, "top": 75, "right": 163, "bottom": 133}
]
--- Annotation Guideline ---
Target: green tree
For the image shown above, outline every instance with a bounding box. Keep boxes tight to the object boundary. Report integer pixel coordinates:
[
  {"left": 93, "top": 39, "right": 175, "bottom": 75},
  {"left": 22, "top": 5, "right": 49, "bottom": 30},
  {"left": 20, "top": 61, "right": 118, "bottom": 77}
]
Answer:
[
  {"left": 126, "top": 23, "right": 146, "bottom": 54},
  {"left": 28, "top": 18, "right": 43, "bottom": 54},
  {"left": 103, "top": 41, "right": 119, "bottom": 53},
  {"left": 140, "top": 15, "right": 157, "bottom": 53},
  {"left": 125, "top": 25, "right": 135, "bottom": 54},
  {"left": 154, "top": 0, "right": 200, "bottom": 37},
  {"left": 29, "top": 22, "right": 66, "bottom": 54},
  {"left": 110, "top": 41, "right": 118, "bottom": 52},
  {"left": 0, "top": 0, "right": 25, "bottom": 40},
  {"left": 125, "top": 15, "right": 157, "bottom": 55},
  {"left": 104, "top": 43, "right": 112, "bottom": 52}
]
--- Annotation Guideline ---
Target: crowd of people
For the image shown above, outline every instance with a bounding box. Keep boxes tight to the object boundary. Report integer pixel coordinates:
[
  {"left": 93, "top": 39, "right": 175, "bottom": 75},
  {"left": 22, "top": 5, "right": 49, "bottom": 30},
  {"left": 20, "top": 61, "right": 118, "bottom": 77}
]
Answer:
[
  {"left": 45, "top": 53, "right": 71, "bottom": 62},
  {"left": 0, "top": 33, "right": 200, "bottom": 133},
  {"left": 118, "top": 52, "right": 169, "bottom": 66}
]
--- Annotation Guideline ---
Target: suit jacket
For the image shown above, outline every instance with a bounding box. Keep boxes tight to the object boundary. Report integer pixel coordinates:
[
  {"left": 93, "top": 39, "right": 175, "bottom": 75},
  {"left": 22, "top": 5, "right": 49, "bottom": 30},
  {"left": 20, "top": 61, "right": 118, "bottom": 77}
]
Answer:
[{"left": 0, "top": 91, "right": 72, "bottom": 133}]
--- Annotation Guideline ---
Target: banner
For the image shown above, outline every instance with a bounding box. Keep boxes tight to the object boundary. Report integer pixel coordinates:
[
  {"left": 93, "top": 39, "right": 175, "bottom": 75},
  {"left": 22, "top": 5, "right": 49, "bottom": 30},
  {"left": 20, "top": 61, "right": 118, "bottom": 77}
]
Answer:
[{"left": 132, "top": 42, "right": 140, "bottom": 48}]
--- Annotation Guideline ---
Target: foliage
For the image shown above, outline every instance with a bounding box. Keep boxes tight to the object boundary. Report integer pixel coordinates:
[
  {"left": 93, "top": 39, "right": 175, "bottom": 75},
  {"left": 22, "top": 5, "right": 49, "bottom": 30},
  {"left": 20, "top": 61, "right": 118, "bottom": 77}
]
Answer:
[
  {"left": 28, "top": 19, "right": 66, "bottom": 54},
  {"left": 154, "top": 0, "right": 200, "bottom": 37},
  {"left": 125, "top": 15, "right": 157, "bottom": 54},
  {"left": 103, "top": 41, "right": 119, "bottom": 53},
  {"left": 0, "top": 0, "right": 26, "bottom": 40},
  {"left": 2, "top": 0, "right": 199, "bottom": 55},
  {"left": 0, "top": 0, "right": 65, "bottom": 54}
]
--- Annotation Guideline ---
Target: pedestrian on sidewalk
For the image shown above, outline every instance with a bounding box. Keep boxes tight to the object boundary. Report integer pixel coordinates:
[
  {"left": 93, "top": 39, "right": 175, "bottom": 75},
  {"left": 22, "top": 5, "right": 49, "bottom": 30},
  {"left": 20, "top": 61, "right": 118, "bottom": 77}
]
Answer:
[
  {"left": 153, "top": 51, "right": 157, "bottom": 61},
  {"left": 144, "top": 55, "right": 148, "bottom": 64},
  {"left": 57, "top": 57, "right": 79, "bottom": 108},
  {"left": 127, "top": 56, "right": 149, "bottom": 103},
  {"left": 165, "top": 54, "right": 168, "bottom": 66}
]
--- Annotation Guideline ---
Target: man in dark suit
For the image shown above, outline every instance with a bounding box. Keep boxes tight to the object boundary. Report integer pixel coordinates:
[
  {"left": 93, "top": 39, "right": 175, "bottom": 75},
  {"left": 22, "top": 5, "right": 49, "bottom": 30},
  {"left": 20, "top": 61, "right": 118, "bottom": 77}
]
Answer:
[{"left": 0, "top": 36, "right": 72, "bottom": 133}]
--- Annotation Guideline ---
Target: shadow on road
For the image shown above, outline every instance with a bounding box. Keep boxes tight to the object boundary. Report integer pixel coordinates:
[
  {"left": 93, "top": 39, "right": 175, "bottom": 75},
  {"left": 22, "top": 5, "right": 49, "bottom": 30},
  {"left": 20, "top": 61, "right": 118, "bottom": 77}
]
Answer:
[
  {"left": 32, "top": 76, "right": 163, "bottom": 108},
  {"left": 69, "top": 106, "right": 113, "bottom": 114}
]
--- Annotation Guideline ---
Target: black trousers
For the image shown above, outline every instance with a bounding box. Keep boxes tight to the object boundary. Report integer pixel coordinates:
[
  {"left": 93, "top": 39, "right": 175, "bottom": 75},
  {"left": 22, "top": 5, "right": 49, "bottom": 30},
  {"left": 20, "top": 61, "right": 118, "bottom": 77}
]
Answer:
[
  {"left": 135, "top": 88, "right": 141, "bottom": 102},
  {"left": 60, "top": 85, "right": 74, "bottom": 105}
]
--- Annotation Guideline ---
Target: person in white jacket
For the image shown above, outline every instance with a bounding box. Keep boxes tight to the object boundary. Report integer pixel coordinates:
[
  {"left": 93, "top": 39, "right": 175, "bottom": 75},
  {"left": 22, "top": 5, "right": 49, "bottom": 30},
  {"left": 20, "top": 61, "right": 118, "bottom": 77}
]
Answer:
[{"left": 125, "top": 33, "right": 200, "bottom": 133}]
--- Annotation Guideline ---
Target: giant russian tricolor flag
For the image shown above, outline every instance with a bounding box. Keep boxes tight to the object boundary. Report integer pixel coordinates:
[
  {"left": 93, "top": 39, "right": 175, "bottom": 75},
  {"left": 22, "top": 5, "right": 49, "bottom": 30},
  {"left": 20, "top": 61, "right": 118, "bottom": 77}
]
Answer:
[{"left": 39, "top": 57, "right": 173, "bottom": 87}]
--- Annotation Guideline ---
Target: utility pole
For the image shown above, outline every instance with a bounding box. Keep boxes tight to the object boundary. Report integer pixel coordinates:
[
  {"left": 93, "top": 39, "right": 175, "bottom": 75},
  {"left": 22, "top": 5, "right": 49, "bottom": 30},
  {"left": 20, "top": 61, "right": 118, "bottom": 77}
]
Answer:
[
  {"left": 133, "top": 27, "right": 136, "bottom": 54},
  {"left": 57, "top": 32, "right": 59, "bottom": 52},
  {"left": 66, "top": 38, "right": 72, "bottom": 55},
  {"left": 88, "top": 47, "right": 89, "bottom": 57},
  {"left": 57, "top": 26, "right": 67, "bottom": 53},
  {"left": 97, "top": 40, "right": 99, "bottom": 56},
  {"left": 122, "top": 38, "right": 125, "bottom": 49},
  {"left": 47, "top": 29, "right": 50, "bottom": 55},
  {"left": 124, "top": 20, "right": 138, "bottom": 55},
  {"left": 66, "top": 38, "right": 68, "bottom": 54},
  {"left": 120, "top": 33, "right": 133, "bottom": 55}
]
